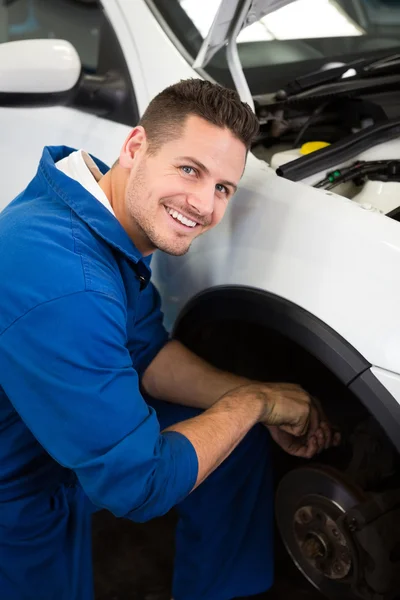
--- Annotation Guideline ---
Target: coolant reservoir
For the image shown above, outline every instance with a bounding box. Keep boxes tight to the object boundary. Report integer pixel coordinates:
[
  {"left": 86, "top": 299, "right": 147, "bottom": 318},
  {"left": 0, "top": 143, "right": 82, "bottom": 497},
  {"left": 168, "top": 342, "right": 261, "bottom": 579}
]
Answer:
[
  {"left": 270, "top": 147, "right": 303, "bottom": 169},
  {"left": 352, "top": 179, "right": 400, "bottom": 214},
  {"left": 270, "top": 141, "right": 330, "bottom": 170}
]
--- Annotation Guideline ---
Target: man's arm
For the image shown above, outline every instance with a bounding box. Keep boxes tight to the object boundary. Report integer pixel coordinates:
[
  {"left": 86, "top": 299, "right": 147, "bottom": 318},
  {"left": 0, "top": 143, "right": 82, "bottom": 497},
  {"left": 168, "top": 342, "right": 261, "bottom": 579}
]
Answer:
[
  {"left": 165, "top": 387, "right": 265, "bottom": 488},
  {"left": 163, "top": 380, "right": 317, "bottom": 488},
  {"left": 142, "top": 340, "right": 272, "bottom": 488},
  {"left": 0, "top": 292, "right": 326, "bottom": 521},
  {"left": 141, "top": 339, "right": 249, "bottom": 409},
  {"left": 142, "top": 339, "right": 340, "bottom": 468}
]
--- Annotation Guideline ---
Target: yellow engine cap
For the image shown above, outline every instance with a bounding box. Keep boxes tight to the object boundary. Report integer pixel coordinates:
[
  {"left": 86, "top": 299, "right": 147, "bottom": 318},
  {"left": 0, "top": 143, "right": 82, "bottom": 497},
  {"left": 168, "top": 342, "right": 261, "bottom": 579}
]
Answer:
[{"left": 300, "top": 141, "right": 330, "bottom": 155}]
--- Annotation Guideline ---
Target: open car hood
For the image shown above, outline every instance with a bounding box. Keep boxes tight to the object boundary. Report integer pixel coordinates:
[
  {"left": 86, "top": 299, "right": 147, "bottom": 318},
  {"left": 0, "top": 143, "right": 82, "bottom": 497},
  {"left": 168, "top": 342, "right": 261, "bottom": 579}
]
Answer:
[{"left": 194, "top": 0, "right": 298, "bottom": 68}]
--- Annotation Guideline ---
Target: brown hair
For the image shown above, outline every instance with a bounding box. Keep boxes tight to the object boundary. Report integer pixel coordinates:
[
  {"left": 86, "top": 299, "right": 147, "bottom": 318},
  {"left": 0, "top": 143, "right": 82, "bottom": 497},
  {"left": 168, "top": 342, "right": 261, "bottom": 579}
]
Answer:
[{"left": 138, "top": 79, "right": 259, "bottom": 154}]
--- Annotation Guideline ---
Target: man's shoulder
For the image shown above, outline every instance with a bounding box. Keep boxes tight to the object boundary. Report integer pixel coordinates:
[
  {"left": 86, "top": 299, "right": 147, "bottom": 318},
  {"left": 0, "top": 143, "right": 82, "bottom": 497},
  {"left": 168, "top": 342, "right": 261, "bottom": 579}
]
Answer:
[{"left": 0, "top": 190, "right": 124, "bottom": 335}]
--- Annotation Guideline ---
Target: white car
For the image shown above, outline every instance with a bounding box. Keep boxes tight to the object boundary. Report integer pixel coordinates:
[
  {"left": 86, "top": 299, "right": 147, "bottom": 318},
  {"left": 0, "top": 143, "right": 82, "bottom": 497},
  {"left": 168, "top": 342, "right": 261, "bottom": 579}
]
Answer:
[{"left": 1, "top": 1, "right": 400, "bottom": 598}]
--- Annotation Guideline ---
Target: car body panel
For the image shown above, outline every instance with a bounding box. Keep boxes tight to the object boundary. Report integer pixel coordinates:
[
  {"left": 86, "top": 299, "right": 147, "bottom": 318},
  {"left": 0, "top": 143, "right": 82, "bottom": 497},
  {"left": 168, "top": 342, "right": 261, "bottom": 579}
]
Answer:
[
  {"left": 152, "top": 151, "right": 400, "bottom": 376},
  {"left": 0, "top": 107, "right": 101, "bottom": 206},
  {"left": 113, "top": 0, "right": 199, "bottom": 109},
  {"left": 372, "top": 366, "right": 400, "bottom": 403}
]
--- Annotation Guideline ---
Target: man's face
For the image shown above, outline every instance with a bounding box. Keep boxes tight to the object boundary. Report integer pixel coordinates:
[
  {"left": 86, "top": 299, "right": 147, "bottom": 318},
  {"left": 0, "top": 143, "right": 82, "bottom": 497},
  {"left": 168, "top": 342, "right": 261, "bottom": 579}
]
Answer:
[{"left": 122, "top": 115, "right": 247, "bottom": 256}]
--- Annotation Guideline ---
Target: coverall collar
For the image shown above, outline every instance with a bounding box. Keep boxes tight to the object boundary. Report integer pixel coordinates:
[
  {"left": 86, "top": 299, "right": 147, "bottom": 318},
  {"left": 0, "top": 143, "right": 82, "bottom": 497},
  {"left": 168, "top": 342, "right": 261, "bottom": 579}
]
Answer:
[{"left": 38, "top": 146, "right": 151, "bottom": 283}]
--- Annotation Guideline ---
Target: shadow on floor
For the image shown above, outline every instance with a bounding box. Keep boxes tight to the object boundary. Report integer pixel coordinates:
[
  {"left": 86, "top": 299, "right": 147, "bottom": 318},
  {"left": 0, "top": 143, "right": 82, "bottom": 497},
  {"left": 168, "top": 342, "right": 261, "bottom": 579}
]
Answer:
[
  {"left": 92, "top": 509, "right": 177, "bottom": 600},
  {"left": 92, "top": 510, "right": 321, "bottom": 600}
]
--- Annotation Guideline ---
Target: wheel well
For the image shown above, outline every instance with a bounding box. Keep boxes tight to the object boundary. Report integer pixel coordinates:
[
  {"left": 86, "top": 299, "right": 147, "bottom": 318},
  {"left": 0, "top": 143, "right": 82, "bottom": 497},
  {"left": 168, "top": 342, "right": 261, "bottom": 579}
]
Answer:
[
  {"left": 175, "top": 317, "right": 368, "bottom": 435},
  {"left": 173, "top": 286, "right": 369, "bottom": 386},
  {"left": 173, "top": 286, "right": 400, "bottom": 454}
]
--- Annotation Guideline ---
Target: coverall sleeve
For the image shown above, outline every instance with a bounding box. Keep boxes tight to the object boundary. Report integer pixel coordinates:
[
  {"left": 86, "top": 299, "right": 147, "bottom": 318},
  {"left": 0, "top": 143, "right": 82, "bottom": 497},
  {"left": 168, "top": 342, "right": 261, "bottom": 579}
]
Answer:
[
  {"left": 127, "top": 281, "right": 170, "bottom": 378},
  {"left": 0, "top": 291, "right": 198, "bottom": 521}
]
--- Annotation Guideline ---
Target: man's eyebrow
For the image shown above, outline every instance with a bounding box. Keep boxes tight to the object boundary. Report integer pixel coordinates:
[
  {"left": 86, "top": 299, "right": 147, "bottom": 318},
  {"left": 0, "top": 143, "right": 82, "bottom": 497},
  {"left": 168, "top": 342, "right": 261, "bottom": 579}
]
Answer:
[{"left": 176, "top": 156, "right": 238, "bottom": 192}]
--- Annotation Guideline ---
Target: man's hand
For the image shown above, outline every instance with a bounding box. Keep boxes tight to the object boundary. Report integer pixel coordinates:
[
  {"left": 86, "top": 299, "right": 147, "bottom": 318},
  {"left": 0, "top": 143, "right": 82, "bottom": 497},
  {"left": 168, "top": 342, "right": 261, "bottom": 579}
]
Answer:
[
  {"left": 163, "top": 378, "right": 339, "bottom": 489},
  {"left": 236, "top": 382, "right": 340, "bottom": 458},
  {"left": 262, "top": 386, "right": 341, "bottom": 458},
  {"left": 255, "top": 382, "right": 315, "bottom": 436}
]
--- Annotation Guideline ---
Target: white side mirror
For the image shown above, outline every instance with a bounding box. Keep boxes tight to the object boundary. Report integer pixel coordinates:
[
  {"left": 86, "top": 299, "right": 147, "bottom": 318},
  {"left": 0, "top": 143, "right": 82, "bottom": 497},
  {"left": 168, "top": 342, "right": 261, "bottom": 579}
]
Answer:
[{"left": 0, "top": 39, "right": 81, "bottom": 94}]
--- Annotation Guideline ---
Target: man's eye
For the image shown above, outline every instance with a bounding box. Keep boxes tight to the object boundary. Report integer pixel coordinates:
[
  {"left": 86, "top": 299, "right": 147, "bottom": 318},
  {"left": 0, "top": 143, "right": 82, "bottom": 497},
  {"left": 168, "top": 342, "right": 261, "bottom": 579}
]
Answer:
[
  {"left": 216, "top": 183, "right": 228, "bottom": 195},
  {"left": 181, "top": 166, "right": 196, "bottom": 175}
]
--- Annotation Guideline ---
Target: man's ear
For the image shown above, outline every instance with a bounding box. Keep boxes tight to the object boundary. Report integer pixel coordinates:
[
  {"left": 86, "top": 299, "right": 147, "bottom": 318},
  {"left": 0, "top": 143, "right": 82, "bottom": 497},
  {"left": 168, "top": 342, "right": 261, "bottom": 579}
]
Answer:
[{"left": 119, "top": 126, "right": 147, "bottom": 169}]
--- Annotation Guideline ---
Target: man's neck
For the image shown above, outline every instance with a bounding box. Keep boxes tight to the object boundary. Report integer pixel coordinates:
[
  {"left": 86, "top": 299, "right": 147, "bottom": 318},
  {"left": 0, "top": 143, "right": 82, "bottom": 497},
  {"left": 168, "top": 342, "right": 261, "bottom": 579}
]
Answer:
[{"left": 99, "top": 165, "right": 154, "bottom": 257}]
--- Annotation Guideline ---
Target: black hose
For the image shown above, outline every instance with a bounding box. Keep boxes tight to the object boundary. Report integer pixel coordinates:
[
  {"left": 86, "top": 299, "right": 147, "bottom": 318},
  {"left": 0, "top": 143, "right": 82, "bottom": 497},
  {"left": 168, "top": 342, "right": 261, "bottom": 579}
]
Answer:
[{"left": 276, "top": 118, "right": 400, "bottom": 182}]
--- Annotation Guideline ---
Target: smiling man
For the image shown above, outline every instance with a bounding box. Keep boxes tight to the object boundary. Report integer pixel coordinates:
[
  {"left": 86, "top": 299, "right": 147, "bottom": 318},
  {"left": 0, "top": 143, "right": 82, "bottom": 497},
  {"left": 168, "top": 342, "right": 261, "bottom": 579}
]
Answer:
[
  {"left": 101, "top": 94, "right": 245, "bottom": 257},
  {"left": 0, "top": 79, "right": 338, "bottom": 600}
]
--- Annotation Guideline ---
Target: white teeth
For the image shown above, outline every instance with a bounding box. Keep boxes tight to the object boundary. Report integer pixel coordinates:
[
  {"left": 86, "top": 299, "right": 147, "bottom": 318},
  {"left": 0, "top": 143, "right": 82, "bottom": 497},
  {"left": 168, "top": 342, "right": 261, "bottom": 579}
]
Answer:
[{"left": 166, "top": 207, "right": 197, "bottom": 228}]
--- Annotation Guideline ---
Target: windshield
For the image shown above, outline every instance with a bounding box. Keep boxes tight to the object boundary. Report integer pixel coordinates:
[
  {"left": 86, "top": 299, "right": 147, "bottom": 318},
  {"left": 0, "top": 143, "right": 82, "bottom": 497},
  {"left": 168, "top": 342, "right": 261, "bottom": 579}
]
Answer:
[{"left": 150, "top": 0, "right": 400, "bottom": 94}]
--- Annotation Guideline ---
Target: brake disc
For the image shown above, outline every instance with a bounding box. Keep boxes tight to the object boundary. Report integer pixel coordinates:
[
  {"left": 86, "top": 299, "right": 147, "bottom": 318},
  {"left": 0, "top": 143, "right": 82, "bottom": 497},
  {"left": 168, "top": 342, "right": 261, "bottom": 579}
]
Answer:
[{"left": 276, "top": 465, "right": 367, "bottom": 599}]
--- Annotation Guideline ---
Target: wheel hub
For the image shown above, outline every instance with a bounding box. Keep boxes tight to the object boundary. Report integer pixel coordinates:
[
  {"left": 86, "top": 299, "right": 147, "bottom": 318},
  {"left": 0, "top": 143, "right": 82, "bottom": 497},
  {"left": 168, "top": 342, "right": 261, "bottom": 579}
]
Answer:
[
  {"left": 276, "top": 465, "right": 366, "bottom": 598},
  {"left": 294, "top": 504, "right": 352, "bottom": 579}
]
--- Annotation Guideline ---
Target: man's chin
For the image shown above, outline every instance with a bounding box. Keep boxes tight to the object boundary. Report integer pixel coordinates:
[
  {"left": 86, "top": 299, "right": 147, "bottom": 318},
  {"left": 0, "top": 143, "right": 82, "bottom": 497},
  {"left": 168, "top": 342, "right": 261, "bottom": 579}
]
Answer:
[
  {"left": 157, "top": 243, "right": 191, "bottom": 257},
  {"left": 155, "top": 238, "right": 192, "bottom": 256}
]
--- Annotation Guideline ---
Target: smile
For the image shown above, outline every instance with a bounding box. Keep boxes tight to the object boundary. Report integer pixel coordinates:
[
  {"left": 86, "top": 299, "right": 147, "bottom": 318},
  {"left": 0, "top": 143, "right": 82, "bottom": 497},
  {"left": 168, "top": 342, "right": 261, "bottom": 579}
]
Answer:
[{"left": 165, "top": 206, "right": 198, "bottom": 228}]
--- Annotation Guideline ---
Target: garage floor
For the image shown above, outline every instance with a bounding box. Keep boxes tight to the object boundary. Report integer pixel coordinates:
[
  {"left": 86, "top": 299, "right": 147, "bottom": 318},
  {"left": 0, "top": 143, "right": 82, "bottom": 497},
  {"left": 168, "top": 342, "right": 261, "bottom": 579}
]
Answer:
[{"left": 92, "top": 509, "right": 321, "bottom": 600}]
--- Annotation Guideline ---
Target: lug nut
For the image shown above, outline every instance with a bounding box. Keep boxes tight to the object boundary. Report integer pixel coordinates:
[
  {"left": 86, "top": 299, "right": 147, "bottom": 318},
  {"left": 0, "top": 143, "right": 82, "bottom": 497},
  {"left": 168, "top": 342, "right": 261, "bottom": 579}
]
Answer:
[
  {"left": 348, "top": 518, "right": 358, "bottom": 532},
  {"left": 333, "top": 561, "right": 342, "bottom": 574},
  {"left": 299, "top": 510, "right": 310, "bottom": 523}
]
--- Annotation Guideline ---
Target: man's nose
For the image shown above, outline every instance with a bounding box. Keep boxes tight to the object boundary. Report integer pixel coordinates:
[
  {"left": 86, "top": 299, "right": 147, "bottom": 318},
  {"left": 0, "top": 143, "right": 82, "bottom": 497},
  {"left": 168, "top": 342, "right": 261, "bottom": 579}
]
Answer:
[{"left": 187, "top": 185, "right": 214, "bottom": 218}]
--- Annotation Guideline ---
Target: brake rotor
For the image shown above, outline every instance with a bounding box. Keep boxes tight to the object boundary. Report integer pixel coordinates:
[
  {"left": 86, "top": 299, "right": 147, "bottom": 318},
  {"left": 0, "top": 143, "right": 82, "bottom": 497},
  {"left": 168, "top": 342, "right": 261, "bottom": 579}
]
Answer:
[{"left": 276, "top": 465, "right": 367, "bottom": 599}]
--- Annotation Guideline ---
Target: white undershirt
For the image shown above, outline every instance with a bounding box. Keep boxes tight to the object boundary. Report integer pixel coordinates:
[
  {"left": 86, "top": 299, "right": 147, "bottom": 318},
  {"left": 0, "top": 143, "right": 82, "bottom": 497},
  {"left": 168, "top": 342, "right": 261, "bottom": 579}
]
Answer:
[{"left": 56, "top": 150, "right": 115, "bottom": 216}]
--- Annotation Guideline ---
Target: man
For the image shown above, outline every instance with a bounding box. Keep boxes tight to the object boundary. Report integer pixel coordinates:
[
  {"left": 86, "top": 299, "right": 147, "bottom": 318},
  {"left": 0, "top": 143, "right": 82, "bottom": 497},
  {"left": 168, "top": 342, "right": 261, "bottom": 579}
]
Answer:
[{"left": 0, "top": 79, "right": 338, "bottom": 600}]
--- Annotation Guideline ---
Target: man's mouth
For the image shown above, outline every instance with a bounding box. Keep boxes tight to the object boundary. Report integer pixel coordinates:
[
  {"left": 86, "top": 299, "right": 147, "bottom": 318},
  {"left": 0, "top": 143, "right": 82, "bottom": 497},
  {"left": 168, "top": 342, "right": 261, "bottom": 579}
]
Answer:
[{"left": 164, "top": 206, "right": 199, "bottom": 229}]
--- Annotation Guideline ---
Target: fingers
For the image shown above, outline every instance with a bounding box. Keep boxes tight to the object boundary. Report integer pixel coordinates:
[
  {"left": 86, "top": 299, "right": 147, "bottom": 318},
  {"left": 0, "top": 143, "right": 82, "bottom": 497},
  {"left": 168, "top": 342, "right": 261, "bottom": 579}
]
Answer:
[
  {"left": 311, "top": 420, "right": 330, "bottom": 452},
  {"left": 310, "top": 426, "right": 328, "bottom": 453},
  {"left": 284, "top": 435, "right": 319, "bottom": 459},
  {"left": 266, "top": 413, "right": 341, "bottom": 459},
  {"left": 292, "top": 392, "right": 314, "bottom": 437},
  {"left": 309, "top": 423, "right": 341, "bottom": 452},
  {"left": 261, "top": 384, "right": 341, "bottom": 449},
  {"left": 320, "top": 421, "right": 332, "bottom": 449},
  {"left": 295, "top": 435, "right": 318, "bottom": 458},
  {"left": 315, "top": 426, "right": 326, "bottom": 451},
  {"left": 304, "top": 429, "right": 341, "bottom": 458},
  {"left": 304, "top": 435, "right": 318, "bottom": 458},
  {"left": 307, "top": 398, "right": 341, "bottom": 451},
  {"left": 280, "top": 418, "right": 309, "bottom": 438},
  {"left": 308, "top": 403, "right": 320, "bottom": 435}
]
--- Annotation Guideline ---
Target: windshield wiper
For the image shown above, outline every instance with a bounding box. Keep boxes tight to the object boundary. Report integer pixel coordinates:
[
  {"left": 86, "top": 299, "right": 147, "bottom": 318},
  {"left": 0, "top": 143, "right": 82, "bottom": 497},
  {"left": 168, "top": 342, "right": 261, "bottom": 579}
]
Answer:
[{"left": 278, "top": 53, "right": 400, "bottom": 100}]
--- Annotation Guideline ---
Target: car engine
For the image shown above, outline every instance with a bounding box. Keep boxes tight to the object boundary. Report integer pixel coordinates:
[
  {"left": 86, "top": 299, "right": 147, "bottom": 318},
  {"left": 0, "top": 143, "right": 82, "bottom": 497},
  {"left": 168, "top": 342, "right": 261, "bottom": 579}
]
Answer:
[{"left": 272, "top": 137, "right": 400, "bottom": 220}]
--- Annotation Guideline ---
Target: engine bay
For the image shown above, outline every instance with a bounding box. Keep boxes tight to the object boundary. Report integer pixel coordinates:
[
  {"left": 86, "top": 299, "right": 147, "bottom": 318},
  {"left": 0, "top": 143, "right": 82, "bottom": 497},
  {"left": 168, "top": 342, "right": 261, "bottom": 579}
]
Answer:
[
  {"left": 285, "top": 139, "right": 400, "bottom": 219},
  {"left": 253, "top": 70, "right": 400, "bottom": 219},
  {"left": 254, "top": 139, "right": 400, "bottom": 220}
]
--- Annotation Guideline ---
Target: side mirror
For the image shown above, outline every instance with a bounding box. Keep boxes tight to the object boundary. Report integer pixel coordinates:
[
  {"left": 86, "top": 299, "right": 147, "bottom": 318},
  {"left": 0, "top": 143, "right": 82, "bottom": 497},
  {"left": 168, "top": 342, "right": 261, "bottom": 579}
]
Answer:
[{"left": 0, "top": 39, "right": 81, "bottom": 106}]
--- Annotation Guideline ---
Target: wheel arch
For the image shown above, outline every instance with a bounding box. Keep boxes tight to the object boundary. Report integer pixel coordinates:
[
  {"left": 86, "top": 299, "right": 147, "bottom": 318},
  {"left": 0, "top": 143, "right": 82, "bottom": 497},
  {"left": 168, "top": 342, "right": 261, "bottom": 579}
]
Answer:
[{"left": 173, "top": 285, "right": 400, "bottom": 453}]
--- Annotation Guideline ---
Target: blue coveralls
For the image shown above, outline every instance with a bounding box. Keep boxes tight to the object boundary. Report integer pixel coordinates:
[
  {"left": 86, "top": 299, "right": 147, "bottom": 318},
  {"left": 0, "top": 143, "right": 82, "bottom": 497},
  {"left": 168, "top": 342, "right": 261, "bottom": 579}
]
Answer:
[{"left": 0, "top": 146, "right": 274, "bottom": 600}]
